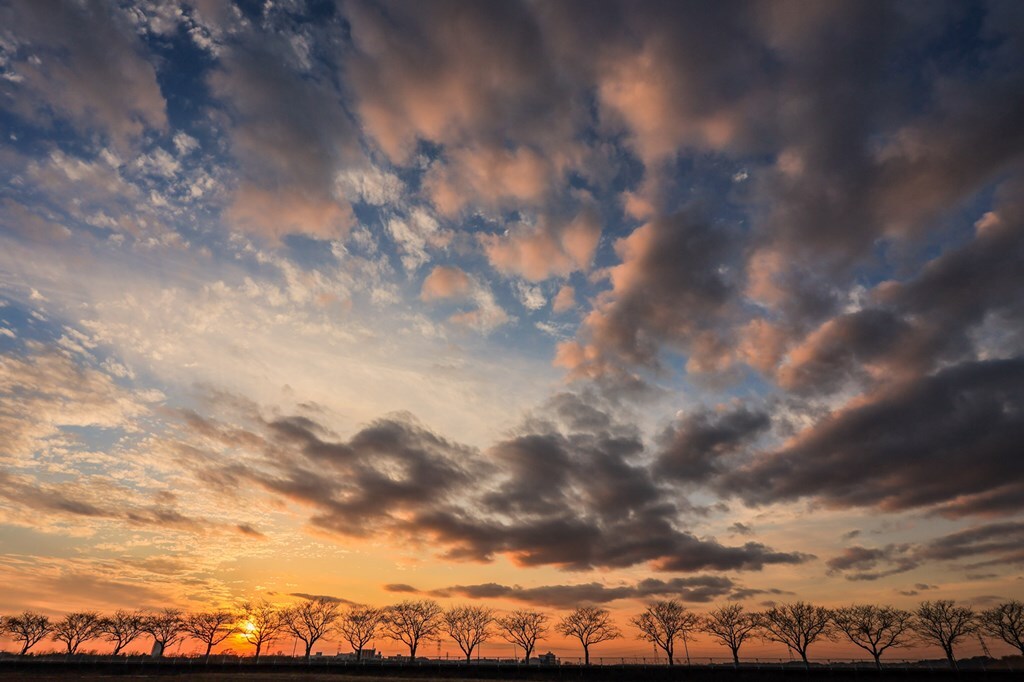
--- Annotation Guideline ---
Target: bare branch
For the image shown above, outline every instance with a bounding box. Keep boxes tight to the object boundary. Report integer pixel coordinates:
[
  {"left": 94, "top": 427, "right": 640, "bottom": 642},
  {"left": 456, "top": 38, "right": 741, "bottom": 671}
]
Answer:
[
  {"left": 556, "top": 606, "right": 621, "bottom": 666},
  {"left": 496, "top": 610, "right": 549, "bottom": 664},
  {"left": 382, "top": 599, "right": 443, "bottom": 659},
  {"left": 443, "top": 605, "right": 494, "bottom": 663}
]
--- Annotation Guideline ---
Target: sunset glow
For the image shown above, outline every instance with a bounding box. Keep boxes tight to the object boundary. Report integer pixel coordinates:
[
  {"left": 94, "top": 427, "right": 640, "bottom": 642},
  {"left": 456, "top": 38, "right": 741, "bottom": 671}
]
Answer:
[{"left": 0, "top": 0, "right": 1023, "bottom": 666}]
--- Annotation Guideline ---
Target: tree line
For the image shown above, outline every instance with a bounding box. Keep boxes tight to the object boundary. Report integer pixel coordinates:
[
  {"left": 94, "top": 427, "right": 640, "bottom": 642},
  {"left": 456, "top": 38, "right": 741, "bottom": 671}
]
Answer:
[{"left": 2, "top": 598, "right": 1022, "bottom": 670}]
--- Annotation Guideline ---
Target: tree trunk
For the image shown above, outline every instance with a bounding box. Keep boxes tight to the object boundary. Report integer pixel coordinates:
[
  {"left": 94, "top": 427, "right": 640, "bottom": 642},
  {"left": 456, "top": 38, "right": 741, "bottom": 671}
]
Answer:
[
  {"left": 945, "top": 646, "right": 958, "bottom": 672},
  {"left": 254, "top": 642, "right": 262, "bottom": 663},
  {"left": 799, "top": 648, "right": 810, "bottom": 670},
  {"left": 583, "top": 644, "right": 590, "bottom": 666},
  {"left": 305, "top": 642, "right": 312, "bottom": 662},
  {"left": 355, "top": 647, "right": 362, "bottom": 662},
  {"left": 409, "top": 642, "right": 417, "bottom": 659},
  {"left": 732, "top": 647, "right": 740, "bottom": 668},
  {"left": 666, "top": 645, "right": 674, "bottom": 666},
  {"left": 873, "top": 652, "right": 882, "bottom": 671},
  {"left": 466, "top": 650, "right": 472, "bottom": 663},
  {"left": 113, "top": 642, "right": 124, "bottom": 656},
  {"left": 19, "top": 642, "right": 29, "bottom": 656},
  {"left": 524, "top": 645, "right": 533, "bottom": 664}
]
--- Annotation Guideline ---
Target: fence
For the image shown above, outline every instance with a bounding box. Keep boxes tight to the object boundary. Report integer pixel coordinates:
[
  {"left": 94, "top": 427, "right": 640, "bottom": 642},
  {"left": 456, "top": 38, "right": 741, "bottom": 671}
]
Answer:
[{"left": 0, "top": 652, "right": 1020, "bottom": 671}]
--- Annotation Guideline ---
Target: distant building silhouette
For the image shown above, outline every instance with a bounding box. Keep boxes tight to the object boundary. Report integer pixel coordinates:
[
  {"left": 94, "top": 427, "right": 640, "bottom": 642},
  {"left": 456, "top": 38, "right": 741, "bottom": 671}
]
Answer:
[{"left": 336, "top": 648, "right": 382, "bottom": 660}]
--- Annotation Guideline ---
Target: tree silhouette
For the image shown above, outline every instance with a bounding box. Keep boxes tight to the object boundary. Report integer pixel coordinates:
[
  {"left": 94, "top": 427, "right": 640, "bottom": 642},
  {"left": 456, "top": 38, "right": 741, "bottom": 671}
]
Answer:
[
  {"left": 183, "top": 611, "right": 238, "bottom": 662},
  {"left": 51, "top": 611, "right": 102, "bottom": 655},
  {"left": 756, "top": 602, "right": 832, "bottom": 668},
  {"left": 143, "top": 609, "right": 185, "bottom": 657},
  {"left": 556, "top": 606, "right": 621, "bottom": 666},
  {"left": 630, "top": 599, "right": 699, "bottom": 666},
  {"left": 3, "top": 611, "right": 51, "bottom": 655},
  {"left": 979, "top": 600, "right": 1024, "bottom": 655},
  {"left": 382, "top": 599, "right": 443, "bottom": 659},
  {"left": 283, "top": 597, "right": 341, "bottom": 661},
  {"left": 443, "top": 605, "right": 494, "bottom": 663},
  {"left": 98, "top": 610, "right": 145, "bottom": 655},
  {"left": 831, "top": 605, "right": 914, "bottom": 670},
  {"left": 700, "top": 604, "right": 758, "bottom": 668},
  {"left": 913, "top": 600, "right": 977, "bottom": 671},
  {"left": 496, "top": 609, "right": 549, "bottom": 664},
  {"left": 337, "top": 605, "right": 385, "bottom": 661},
  {"left": 240, "top": 600, "right": 285, "bottom": 663}
]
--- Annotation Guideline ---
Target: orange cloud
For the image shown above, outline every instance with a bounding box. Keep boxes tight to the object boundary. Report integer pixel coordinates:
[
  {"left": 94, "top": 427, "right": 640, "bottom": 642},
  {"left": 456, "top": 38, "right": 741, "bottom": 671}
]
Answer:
[
  {"left": 552, "top": 285, "right": 576, "bottom": 313},
  {"left": 420, "top": 266, "right": 473, "bottom": 301},
  {"left": 224, "top": 185, "right": 353, "bottom": 243},
  {"left": 481, "top": 210, "right": 601, "bottom": 282}
]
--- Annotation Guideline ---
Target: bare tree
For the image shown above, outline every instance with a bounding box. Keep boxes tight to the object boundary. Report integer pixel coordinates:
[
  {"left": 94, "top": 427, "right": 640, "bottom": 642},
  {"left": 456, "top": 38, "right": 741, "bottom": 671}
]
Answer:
[
  {"left": 240, "top": 600, "right": 285, "bottom": 663},
  {"left": 756, "top": 602, "right": 832, "bottom": 668},
  {"left": 144, "top": 609, "right": 185, "bottom": 657},
  {"left": 3, "top": 611, "right": 52, "bottom": 655},
  {"left": 51, "top": 612, "right": 102, "bottom": 655},
  {"left": 98, "top": 610, "right": 146, "bottom": 655},
  {"left": 979, "top": 600, "right": 1024, "bottom": 655},
  {"left": 701, "top": 604, "right": 758, "bottom": 668},
  {"left": 496, "top": 609, "right": 549, "bottom": 664},
  {"left": 913, "top": 600, "right": 978, "bottom": 671},
  {"left": 382, "top": 599, "right": 443, "bottom": 659},
  {"left": 337, "top": 606, "right": 385, "bottom": 661},
  {"left": 283, "top": 597, "right": 341, "bottom": 661},
  {"left": 443, "top": 605, "right": 494, "bottom": 663},
  {"left": 183, "top": 611, "right": 238, "bottom": 662},
  {"left": 630, "top": 600, "right": 700, "bottom": 666},
  {"left": 831, "top": 605, "right": 914, "bottom": 670},
  {"left": 556, "top": 606, "right": 621, "bottom": 666}
]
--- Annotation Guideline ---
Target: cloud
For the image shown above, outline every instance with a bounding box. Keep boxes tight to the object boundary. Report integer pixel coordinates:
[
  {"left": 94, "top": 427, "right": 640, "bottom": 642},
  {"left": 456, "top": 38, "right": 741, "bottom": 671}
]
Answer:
[
  {"left": 0, "top": 0, "right": 167, "bottom": 149},
  {"left": 210, "top": 34, "right": 360, "bottom": 242},
  {"left": 383, "top": 583, "right": 419, "bottom": 594},
  {"left": 572, "top": 208, "right": 738, "bottom": 372},
  {"left": 718, "top": 358, "right": 1024, "bottom": 516},
  {"left": 552, "top": 285, "right": 576, "bottom": 313},
  {"left": 0, "top": 343, "right": 159, "bottom": 464},
  {"left": 391, "top": 575, "right": 742, "bottom": 608},
  {"left": 481, "top": 209, "right": 601, "bottom": 282},
  {"left": 420, "top": 266, "right": 510, "bottom": 333},
  {"left": 655, "top": 407, "right": 770, "bottom": 484},
  {"left": 420, "top": 266, "right": 472, "bottom": 301},
  {"left": 825, "top": 545, "right": 919, "bottom": 581},
  {"left": 344, "top": 0, "right": 580, "bottom": 164},
  {"left": 288, "top": 592, "right": 356, "bottom": 606},
  {"left": 178, "top": 392, "right": 808, "bottom": 574},
  {"left": 828, "top": 523, "right": 1024, "bottom": 582}
]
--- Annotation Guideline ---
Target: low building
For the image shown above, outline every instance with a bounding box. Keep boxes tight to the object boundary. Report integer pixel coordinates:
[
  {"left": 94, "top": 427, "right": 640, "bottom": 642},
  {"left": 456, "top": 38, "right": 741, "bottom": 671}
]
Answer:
[{"left": 533, "top": 651, "right": 558, "bottom": 665}]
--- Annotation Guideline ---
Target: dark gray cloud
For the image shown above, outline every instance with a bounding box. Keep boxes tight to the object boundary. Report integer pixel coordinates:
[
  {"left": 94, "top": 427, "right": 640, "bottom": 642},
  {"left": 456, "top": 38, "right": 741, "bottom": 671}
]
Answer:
[
  {"left": 289, "top": 592, "right": 356, "bottom": 606},
  {"left": 655, "top": 406, "right": 770, "bottom": 483},
  {"left": 179, "top": 394, "right": 808, "bottom": 574},
  {"left": 828, "top": 523, "right": 1024, "bottom": 583},
  {"left": 388, "top": 575, "right": 742, "bottom": 608},
  {"left": 719, "top": 358, "right": 1024, "bottom": 516},
  {"left": 918, "top": 522, "right": 1024, "bottom": 568},
  {"left": 383, "top": 584, "right": 419, "bottom": 594},
  {"left": 778, "top": 179, "right": 1024, "bottom": 397},
  {"left": 826, "top": 545, "right": 920, "bottom": 581}
]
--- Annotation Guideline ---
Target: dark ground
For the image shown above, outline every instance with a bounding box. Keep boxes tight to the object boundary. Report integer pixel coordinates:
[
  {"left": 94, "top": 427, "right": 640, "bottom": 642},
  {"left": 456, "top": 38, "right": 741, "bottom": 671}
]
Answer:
[{"left": 0, "top": 660, "right": 1021, "bottom": 682}]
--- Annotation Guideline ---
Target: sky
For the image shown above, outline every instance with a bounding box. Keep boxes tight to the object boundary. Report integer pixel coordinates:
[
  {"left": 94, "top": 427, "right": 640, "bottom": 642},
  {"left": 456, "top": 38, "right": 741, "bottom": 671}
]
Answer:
[{"left": 1, "top": 0, "right": 1023, "bottom": 661}]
